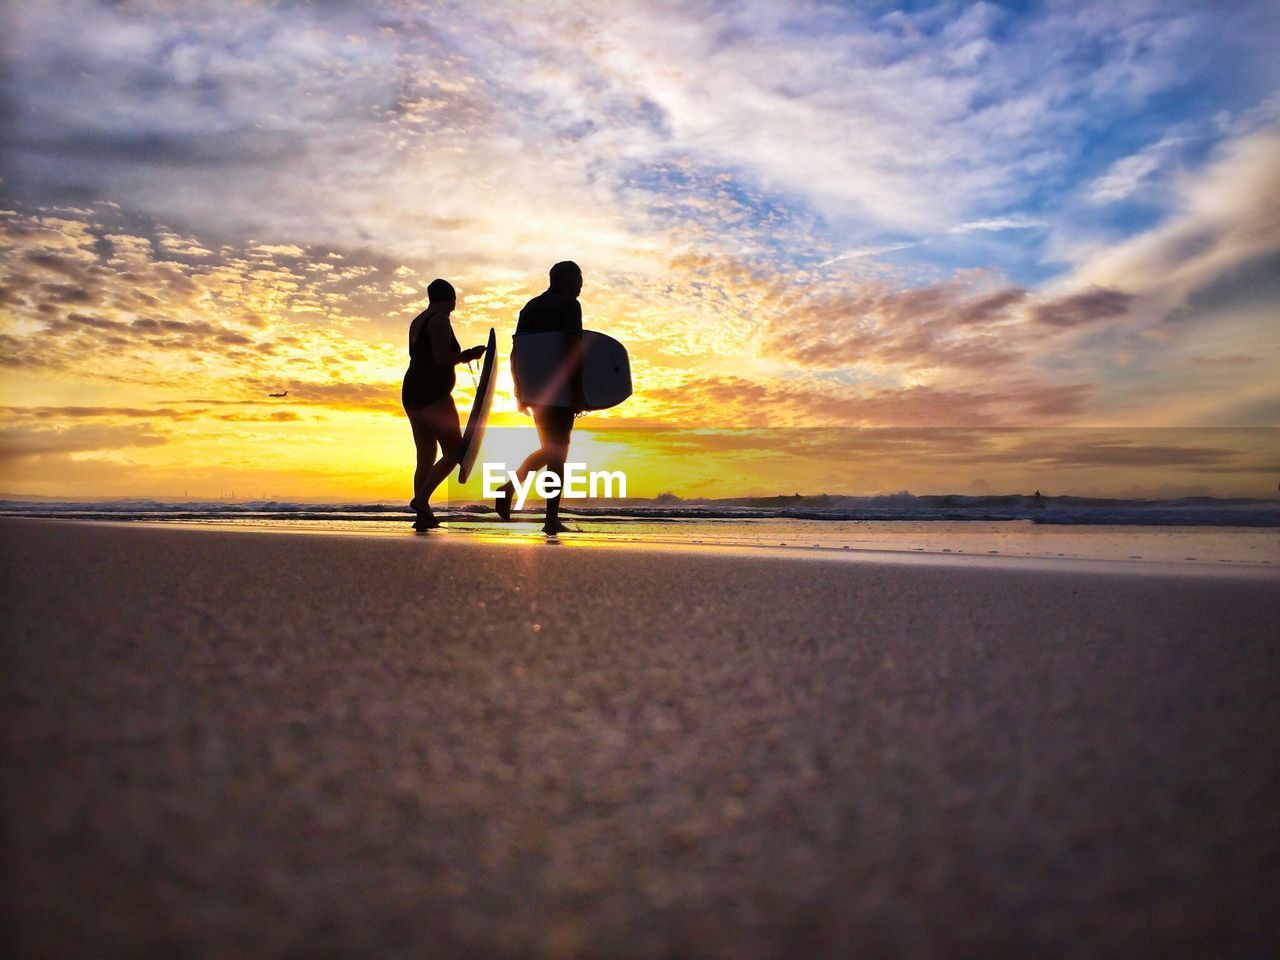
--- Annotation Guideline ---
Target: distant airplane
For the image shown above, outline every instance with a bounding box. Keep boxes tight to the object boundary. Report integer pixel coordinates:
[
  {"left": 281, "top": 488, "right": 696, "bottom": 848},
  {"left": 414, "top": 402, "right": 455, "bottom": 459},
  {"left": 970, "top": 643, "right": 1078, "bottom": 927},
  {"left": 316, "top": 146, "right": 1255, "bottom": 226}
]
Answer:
[{"left": 269, "top": 390, "right": 288, "bottom": 398}]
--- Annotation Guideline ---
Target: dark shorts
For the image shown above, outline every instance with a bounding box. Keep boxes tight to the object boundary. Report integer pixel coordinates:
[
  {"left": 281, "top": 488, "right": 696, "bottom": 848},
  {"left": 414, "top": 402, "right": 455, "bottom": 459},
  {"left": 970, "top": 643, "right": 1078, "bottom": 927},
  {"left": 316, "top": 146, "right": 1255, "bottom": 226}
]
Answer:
[{"left": 532, "top": 405, "right": 574, "bottom": 448}]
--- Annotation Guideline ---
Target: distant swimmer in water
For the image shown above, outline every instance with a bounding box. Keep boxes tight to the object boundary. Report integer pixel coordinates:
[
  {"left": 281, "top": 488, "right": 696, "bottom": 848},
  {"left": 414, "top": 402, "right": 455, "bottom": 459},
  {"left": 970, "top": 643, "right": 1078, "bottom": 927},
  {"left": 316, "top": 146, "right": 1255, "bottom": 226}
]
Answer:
[
  {"left": 1034, "top": 490, "right": 1044, "bottom": 507},
  {"left": 402, "top": 279, "right": 486, "bottom": 530}
]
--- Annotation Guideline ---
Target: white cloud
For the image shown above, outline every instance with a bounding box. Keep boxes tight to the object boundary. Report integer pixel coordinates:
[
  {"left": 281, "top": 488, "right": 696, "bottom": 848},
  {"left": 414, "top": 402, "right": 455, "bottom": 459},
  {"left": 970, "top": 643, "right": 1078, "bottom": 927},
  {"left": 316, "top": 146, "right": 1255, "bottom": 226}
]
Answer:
[
  {"left": 1069, "top": 127, "right": 1280, "bottom": 307},
  {"left": 949, "top": 216, "right": 1048, "bottom": 234},
  {"left": 4, "top": 0, "right": 1263, "bottom": 274},
  {"left": 819, "top": 243, "right": 916, "bottom": 266},
  {"left": 1043, "top": 125, "right": 1280, "bottom": 425},
  {"left": 1088, "top": 133, "right": 1188, "bottom": 204}
]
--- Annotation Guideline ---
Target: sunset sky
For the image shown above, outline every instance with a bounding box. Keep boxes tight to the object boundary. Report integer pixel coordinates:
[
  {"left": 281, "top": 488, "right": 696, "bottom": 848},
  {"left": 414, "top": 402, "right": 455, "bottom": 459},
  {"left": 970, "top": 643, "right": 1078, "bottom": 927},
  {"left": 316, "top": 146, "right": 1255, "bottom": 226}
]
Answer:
[{"left": 2, "top": 0, "right": 1278, "bottom": 500}]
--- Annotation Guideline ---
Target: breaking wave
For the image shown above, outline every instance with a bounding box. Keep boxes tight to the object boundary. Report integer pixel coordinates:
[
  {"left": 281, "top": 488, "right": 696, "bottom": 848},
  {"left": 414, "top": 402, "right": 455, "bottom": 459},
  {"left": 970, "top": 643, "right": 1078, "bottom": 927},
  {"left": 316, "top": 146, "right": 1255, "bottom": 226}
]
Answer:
[{"left": 2, "top": 493, "right": 1278, "bottom": 526}]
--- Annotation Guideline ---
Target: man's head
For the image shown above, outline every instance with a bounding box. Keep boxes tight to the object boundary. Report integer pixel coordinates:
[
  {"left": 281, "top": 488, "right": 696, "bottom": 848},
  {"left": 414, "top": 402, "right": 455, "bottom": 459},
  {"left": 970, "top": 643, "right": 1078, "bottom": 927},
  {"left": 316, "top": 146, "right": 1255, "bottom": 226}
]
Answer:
[
  {"left": 426, "top": 278, "right": 456, "bottom": 306},
  {"left": 548, "top": 261, "right": 583, "bottom": 298}
]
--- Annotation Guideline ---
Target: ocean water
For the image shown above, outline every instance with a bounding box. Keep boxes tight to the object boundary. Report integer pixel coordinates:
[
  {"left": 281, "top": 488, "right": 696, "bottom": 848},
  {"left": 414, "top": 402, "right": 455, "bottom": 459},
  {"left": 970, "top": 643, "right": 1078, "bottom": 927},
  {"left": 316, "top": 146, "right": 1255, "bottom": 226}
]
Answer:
[{"left": 3, "top": 496, "right": 1278, "bottom": 568}]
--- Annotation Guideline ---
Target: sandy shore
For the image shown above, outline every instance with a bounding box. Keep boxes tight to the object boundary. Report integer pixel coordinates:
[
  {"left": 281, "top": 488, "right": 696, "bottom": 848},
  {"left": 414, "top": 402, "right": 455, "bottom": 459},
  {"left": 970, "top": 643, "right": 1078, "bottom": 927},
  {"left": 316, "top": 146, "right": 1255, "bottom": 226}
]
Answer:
[{"left": 3, "top": 519, "right": 1278, "bottom": 958}]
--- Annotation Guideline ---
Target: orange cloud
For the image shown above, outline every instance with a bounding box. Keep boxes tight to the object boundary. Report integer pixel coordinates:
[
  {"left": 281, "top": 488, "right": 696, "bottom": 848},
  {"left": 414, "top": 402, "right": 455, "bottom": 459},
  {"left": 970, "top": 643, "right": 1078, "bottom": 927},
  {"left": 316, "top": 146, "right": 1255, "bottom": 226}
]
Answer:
[{"left": 642, "top": 374, "right": 1093, "bottom": 428}]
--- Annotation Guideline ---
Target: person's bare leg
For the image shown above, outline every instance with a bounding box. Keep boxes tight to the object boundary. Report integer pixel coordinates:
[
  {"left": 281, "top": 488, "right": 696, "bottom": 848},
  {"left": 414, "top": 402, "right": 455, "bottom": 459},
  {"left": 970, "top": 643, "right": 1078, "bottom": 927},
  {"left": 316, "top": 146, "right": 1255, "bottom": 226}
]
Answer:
[
  {"left": 418, "top": 400, "right": 462, "bottom": 509},
  {"left": 421, "top": 432, "right": 460, "bottom": 498},
  {"left": 541, "top": 452, "right": 569, "bottom": 534},
  {"left": 495, "top": 446, "right": 547, "bottom": 521},
  {"left": 407, "top": 409, "right": 437, "bottom": 520},
  {"left": 541, "top": 409, "right": 575, "bottom": 534},
  {"left": 498, "top": 408, "right": 572, "bottom": 526},
  {"left": 513, "top": 447, "right": 551, "bottom": 482},
  {"left": 496, "top": 414, "right": 557, "bottom": 520}
]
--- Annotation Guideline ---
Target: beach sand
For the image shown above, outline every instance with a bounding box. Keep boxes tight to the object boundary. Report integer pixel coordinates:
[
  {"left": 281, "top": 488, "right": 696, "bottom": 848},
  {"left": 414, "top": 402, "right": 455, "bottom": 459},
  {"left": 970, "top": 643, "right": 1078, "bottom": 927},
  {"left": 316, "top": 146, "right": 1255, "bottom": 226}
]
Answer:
[{"left": 3, "top": 518, "right": 1278, "bottom": 958}]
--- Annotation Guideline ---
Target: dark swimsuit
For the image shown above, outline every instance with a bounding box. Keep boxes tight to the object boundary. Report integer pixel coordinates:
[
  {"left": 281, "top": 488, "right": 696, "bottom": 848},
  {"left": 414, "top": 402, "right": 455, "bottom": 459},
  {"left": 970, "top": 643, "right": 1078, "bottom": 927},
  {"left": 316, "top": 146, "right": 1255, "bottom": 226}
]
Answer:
[{"left": 401, "top": 310, "right": 460, "bottom": 410}]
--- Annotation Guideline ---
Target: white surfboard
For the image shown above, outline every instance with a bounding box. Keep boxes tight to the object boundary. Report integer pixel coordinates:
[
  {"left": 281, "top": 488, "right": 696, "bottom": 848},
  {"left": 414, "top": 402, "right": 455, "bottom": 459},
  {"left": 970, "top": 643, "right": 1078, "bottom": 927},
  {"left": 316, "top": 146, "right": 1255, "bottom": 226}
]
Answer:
[
  {"left": 456, "top": 327, "right": 496, "bottom": 483},
  {"left": 511, "top": 330, "right": 632, "bottom": 411}
]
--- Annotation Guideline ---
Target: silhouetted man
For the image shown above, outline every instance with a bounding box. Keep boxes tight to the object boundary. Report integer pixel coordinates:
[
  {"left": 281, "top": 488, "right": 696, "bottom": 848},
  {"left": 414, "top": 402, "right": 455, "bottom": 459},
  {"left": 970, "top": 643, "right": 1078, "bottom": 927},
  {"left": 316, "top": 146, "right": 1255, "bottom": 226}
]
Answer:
[{"left": 496, "top": 260, "right": 585, "bottom": 534}]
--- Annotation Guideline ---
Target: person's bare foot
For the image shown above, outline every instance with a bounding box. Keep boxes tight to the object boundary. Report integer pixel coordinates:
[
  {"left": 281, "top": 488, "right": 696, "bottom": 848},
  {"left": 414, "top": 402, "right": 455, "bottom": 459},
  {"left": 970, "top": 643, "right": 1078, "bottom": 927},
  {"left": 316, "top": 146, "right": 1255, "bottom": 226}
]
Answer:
[
  {"left": 494, "top": 480, "right": 514, "bottom": 521},
  {"left": 413, "top": 503, "right": 439, "bottom": 530}
]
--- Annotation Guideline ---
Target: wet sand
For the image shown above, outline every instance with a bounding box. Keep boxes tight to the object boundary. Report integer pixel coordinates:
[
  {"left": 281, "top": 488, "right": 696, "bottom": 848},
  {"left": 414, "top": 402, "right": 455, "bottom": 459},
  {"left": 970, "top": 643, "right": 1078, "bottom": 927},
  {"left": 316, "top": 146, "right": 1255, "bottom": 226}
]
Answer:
[{"left": 3, "top": 518, "right": 1279, "bottom": 958}]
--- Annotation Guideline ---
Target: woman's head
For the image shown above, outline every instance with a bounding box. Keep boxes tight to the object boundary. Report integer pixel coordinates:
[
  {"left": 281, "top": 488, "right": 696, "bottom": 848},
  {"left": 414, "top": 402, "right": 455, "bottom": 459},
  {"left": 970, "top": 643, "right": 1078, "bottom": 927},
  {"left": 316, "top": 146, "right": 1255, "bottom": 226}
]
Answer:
[{"left": 426, "top": 278, "right": 456, "bottom": 306}]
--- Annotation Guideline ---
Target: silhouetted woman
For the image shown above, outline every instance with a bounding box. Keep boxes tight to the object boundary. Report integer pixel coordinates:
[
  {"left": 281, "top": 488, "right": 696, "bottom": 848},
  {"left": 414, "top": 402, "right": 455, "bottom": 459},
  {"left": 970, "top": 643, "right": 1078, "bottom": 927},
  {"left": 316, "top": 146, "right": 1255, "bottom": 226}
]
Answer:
[{"left": 403, "top": 279, "right": 484, "bottom": 529}]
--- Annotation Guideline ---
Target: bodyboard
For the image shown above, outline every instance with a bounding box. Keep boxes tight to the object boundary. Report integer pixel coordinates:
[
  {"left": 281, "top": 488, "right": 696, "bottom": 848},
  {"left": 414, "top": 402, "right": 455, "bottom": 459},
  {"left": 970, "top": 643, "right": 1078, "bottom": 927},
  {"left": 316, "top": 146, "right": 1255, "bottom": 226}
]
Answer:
[
  {"left": 581, "top": 331, "right": 631, "bottom": 410},
  {"left": 511, "top": 330, "right": 631, "bottom": 411},
  {"left": 456, "top": 327, "right": 497, "bottom": 483}
]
